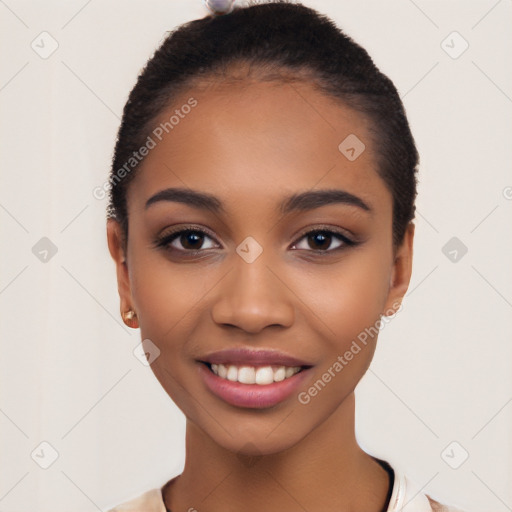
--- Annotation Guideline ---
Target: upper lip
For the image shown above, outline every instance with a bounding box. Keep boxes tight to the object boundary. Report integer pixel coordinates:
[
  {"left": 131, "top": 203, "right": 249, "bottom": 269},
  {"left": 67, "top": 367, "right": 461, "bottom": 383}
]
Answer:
[{"left": 199, "top": 348, "right": 313, "bottom": 368}]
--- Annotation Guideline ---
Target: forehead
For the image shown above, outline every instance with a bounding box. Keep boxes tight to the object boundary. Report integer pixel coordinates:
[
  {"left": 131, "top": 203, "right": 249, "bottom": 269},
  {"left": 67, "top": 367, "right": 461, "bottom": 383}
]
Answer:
[{"left": 127, "top": 79, "right": 390, "bottom": 216}]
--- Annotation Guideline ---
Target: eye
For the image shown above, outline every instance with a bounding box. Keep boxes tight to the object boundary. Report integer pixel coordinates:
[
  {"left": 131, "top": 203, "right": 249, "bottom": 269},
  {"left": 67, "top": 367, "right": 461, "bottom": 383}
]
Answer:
[
  {"left": 290, "top": 228, "right": 355, "bottom": 253},
  {"left": 153, "top": 225, "right": 357, "bottom": 256},
  {"left": 154, "top": 226, "right": 219, "bottom": 253}
]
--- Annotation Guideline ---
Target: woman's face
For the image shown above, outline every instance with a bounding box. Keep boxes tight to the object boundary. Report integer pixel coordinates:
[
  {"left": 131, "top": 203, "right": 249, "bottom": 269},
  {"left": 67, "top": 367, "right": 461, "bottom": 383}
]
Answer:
[{"left": 107, "top": 78, "right": 413, "bottom": 455}]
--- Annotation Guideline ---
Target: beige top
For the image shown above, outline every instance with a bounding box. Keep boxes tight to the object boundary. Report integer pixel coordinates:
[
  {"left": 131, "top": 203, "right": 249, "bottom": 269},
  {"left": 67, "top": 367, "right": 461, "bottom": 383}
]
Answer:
[{"left": 107, "top": 467, "right": 466, "bottom": 512}]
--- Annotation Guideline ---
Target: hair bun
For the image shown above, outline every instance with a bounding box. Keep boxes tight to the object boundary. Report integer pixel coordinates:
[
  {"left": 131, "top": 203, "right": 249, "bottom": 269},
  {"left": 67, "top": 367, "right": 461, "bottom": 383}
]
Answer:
[{"left": 204, "top": 0, "right": 235, "bottom": 15}]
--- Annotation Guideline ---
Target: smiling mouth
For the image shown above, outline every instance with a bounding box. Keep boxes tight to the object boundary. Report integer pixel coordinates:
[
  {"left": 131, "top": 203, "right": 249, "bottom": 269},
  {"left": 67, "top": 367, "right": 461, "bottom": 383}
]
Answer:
[{"left": 201, "top": 362, "right": 309, "bottom": 385}]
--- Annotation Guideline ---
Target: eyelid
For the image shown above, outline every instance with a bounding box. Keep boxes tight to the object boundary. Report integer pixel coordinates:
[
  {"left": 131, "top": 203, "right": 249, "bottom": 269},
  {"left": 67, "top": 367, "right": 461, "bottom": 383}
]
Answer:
[
  {"left": 290, "top": 224, "right": 355, "bottom": 246},
  {"left": 158, "top": 224, "right": 220, "bottom": 242}
]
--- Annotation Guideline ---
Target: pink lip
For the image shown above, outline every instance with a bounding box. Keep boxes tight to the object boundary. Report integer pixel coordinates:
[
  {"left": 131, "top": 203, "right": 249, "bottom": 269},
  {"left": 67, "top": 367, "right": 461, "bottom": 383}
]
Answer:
[
  {"left": 198, "top": 362, "right": 312, "bottom": 409},
  {"left": 199, "top": 347, "right": 313, "bottom": 367}
]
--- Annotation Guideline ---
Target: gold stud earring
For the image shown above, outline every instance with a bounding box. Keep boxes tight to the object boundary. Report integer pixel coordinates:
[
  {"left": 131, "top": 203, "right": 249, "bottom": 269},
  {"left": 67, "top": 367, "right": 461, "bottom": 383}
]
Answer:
[{"left": 122, "top": 309, "right": 139, "bottom": 328}]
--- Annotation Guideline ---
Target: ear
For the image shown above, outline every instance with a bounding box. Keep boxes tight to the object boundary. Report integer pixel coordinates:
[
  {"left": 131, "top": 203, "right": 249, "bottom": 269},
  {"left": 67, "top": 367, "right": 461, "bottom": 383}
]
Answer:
[
  {"left": 382, "top": 222, "right": 415, "bottom": 316},
  {"left": 106, "top": 219, "right": 135, "bottom": 319}
]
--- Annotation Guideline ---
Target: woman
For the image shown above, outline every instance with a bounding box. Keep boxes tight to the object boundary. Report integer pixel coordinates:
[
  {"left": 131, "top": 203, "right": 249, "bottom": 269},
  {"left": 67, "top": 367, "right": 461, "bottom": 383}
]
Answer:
[{"left": 106, "top": 1, "right": 465, "bottom": 510}]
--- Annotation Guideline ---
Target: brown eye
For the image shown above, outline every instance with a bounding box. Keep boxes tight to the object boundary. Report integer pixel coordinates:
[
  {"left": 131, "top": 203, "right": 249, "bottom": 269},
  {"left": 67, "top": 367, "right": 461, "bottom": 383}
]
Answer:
[
  {"left": 178, "top": 231, "right": 206, "bottom": 250},
  {"left": 307, "top": 231, "right": 332, "bottom": 251},
  {"left": 291, "top": 229, "right": 354, "bottom": 253},
  {"left": 155, "top": 228, "right": 218, "bottom": 252}
]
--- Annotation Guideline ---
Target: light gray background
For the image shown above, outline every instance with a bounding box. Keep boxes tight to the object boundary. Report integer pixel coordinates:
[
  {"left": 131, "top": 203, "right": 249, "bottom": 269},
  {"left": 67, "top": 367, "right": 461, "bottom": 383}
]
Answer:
[{"left": 0, "top": 1, "right": 511, "bottom": 511}]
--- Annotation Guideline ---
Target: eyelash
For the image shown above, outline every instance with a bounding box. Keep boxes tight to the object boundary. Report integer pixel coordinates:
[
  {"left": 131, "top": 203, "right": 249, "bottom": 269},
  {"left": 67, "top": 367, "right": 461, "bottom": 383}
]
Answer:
[{"left": 153, "top": 224, "right": 357, "bottom": 256}]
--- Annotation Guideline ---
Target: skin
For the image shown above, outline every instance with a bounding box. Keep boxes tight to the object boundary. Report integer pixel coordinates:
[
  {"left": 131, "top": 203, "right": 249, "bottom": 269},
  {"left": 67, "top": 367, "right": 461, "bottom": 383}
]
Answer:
[{"left": 107, "top": 77, "right": 414, "bottom": 512}]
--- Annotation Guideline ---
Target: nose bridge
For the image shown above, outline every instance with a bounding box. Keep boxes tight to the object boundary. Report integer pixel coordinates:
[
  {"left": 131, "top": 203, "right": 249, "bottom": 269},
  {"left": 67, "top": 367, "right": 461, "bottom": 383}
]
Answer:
[{"left": 211, "top": 242, "right": 295, "bottom": 332}]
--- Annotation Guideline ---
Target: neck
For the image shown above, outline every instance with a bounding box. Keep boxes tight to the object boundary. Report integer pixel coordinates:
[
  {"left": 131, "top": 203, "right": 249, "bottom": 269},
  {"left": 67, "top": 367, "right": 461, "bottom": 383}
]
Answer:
[{"left": 163, "top": 393, "right": 390, "bottom": 512}]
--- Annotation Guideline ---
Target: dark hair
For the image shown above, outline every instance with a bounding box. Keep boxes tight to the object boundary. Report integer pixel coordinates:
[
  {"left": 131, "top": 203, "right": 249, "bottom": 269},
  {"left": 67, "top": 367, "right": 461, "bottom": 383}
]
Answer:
[{"left": 107, "top": 0, "right": 418, "bottom": 251}]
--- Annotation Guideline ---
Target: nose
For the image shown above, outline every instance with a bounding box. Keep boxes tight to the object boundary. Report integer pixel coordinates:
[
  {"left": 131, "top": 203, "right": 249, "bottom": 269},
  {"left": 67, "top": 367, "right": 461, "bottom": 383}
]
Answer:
[{"left": 211, "top": 255, "right": 295, "bottom": 334}]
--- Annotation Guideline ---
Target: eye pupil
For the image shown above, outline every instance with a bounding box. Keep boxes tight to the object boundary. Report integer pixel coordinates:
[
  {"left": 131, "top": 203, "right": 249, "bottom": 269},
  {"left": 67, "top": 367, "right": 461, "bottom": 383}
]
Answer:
[
  {"left": 181, "top": 231, "right": 203, "bottom": 250},
  {"left": 309, "top": 231, "right": 331, "bottom": 250}
]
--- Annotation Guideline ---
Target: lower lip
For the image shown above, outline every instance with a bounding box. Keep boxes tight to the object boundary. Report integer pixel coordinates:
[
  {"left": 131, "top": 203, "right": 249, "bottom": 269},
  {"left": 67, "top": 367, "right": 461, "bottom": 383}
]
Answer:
[{"left": 198, "top": 363, "right": 312, "bottom": 409}]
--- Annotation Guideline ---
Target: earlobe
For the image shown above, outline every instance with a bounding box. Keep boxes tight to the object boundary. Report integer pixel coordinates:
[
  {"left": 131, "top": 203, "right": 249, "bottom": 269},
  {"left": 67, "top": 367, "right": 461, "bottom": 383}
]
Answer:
[{"left": 107, "top": 219, "right": 136, "bottom": 323}]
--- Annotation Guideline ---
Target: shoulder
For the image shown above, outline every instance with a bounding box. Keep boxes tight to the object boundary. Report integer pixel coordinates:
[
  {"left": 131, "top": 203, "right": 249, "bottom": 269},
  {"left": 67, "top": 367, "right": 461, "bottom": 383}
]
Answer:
[{"left": 106, "top": 487, "right": 166, "bottom": 512}]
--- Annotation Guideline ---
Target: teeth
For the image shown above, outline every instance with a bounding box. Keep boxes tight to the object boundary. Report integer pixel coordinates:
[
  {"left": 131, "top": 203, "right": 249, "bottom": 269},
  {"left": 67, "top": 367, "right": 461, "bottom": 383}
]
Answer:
[
  {"left": 285, "top": 367, "right": 295, "bottom": 378},
  {"left": 217, "top": 363, "right": 227, "bottom": 379},
  {"left": 226, "top": 365, "right": 238, "bottom": 382},
  {"left": 209, "top": 364, "right": 302, "bottom": 384}
]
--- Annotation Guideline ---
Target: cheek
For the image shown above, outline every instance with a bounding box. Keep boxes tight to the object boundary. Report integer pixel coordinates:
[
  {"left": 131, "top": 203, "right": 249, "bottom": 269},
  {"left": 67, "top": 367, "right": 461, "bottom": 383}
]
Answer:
[
  {"left": 127, "top": 249, "right": 210, "bottom": 350},
  {"left": 294, "top": 250, "right": 392, "bottom": 411},
  {"left": 299, "top": 249, "right": 392, "bottom": 347}
]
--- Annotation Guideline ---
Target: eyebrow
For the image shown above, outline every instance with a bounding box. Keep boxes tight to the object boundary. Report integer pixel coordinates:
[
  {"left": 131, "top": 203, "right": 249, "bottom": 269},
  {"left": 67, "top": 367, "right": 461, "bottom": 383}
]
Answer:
[{"left": 144, "top": 187, "right": 371, "bottom": 215}]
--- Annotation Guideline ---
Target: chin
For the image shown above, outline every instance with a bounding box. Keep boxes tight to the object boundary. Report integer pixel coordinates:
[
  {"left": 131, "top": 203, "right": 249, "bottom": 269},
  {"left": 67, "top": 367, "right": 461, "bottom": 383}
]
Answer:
[{"left": 207, "top": 423, "right": 306, "bottom": 458}]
